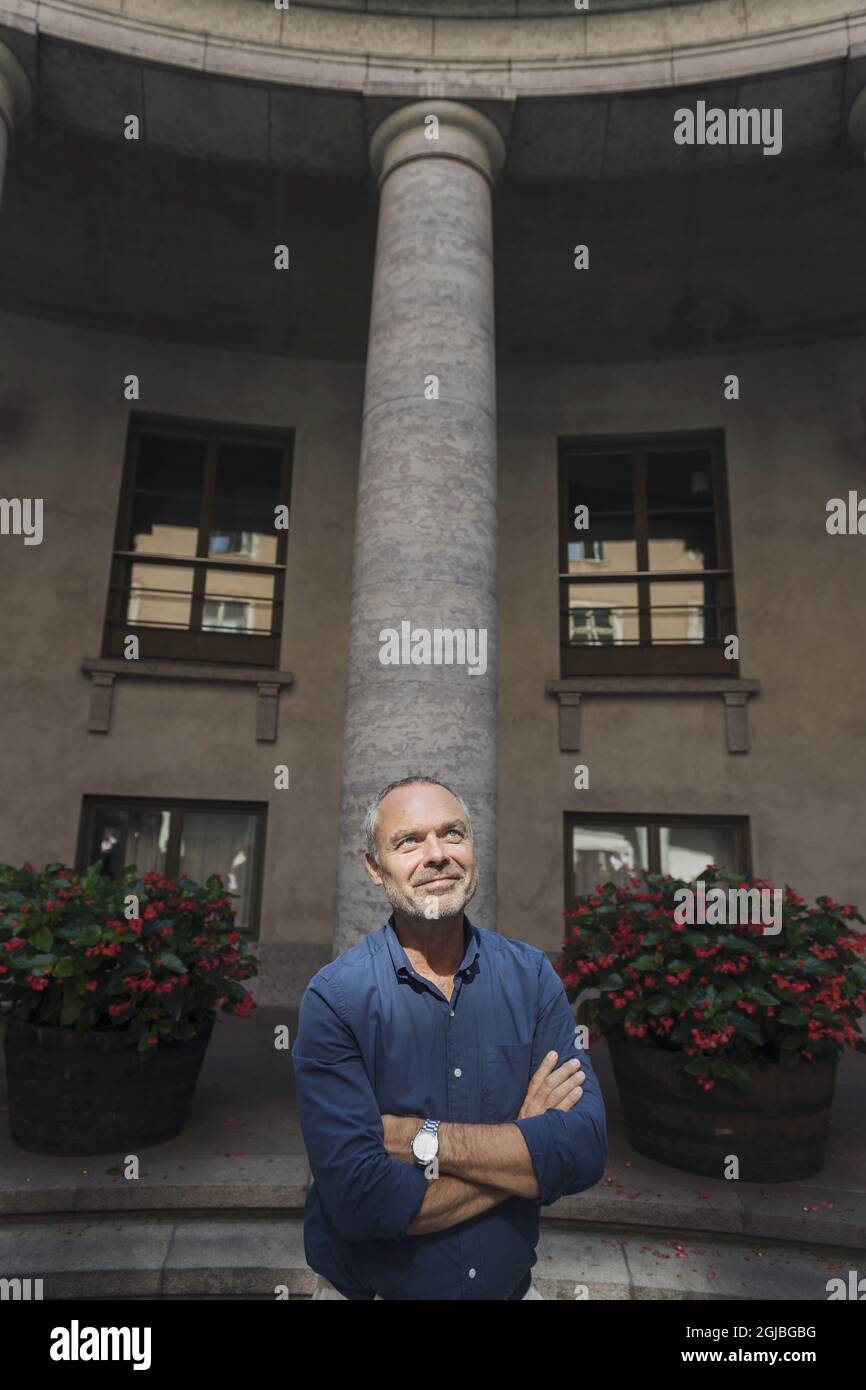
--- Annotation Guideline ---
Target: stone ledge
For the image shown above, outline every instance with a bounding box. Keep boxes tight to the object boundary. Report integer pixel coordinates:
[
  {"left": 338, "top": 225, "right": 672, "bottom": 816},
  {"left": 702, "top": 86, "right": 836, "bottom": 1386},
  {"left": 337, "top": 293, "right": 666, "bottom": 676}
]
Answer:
[
  {"left": 80, "top": 657, "right": 294, "bottom": 741},
  {"left": 0, "top": 1211, "right": 854, "bottom": 1300},
  {"left": 547, "top": 675, "right": 761, "bottom": 753}
]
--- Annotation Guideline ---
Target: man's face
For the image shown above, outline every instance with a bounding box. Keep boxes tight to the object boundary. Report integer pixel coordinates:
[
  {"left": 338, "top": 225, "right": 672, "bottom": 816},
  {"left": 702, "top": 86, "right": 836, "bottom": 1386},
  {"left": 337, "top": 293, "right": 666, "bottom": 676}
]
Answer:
[{"left": 365, "top": 783, "right": 478, "bottom": 922}]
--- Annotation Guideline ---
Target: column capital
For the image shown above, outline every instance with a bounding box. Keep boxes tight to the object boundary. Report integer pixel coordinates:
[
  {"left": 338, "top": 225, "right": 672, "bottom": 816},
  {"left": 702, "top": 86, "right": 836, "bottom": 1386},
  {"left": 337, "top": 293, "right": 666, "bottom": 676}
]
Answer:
[
  {"left": 0, "top": 40, "right": 32, "bottom": 131},
  {"left": 368, "top": 100, "right": 506, "bottom": 191}
]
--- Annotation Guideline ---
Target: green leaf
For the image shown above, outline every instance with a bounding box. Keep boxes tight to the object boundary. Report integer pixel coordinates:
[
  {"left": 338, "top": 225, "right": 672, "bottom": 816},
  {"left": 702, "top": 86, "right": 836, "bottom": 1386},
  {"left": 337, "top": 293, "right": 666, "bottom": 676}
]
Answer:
[
  {"left": 779, "top": 1008, "right": 807, "bottom": 1026},
  {"left": 733, "top": 1016, "right": 764, "bottom": 1046},
  {"left": 644, "top": 995, "right": 673, "bottom": 1015},
  {"left": 631, "top": 955, "right": 659, "bottom": 971},
  {"left": 54, "top": 957, "right": 78, "bottom": 979},
  {"left": 155, "top": 952, "right": 185, "bottom": 974},
  {"left": 60, "top": 988, "right": 83, "bottom": 1026},
  {"left": 747, "top": 988, "right": 778, "bottom": 1006},
  {"left": 33, "top": 928, "right": 54, "bottom": 951},
  {"left": 598, "top": 973, "right": 624, "bottom": 991}
]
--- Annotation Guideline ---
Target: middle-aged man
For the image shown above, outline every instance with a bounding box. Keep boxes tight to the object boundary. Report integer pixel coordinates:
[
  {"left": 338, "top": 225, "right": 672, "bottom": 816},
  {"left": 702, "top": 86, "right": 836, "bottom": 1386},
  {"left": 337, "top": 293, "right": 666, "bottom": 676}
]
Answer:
[{"left": 292, "top": 775, "right": 607, "bottom": 1300}]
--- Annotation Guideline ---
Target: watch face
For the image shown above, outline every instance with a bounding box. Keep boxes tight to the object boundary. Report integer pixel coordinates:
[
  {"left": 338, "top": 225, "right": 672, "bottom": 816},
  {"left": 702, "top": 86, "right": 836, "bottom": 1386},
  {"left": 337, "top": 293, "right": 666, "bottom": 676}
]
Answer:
[{"left": 414, "top": 1132, "right": 437, "bottom": 1162}]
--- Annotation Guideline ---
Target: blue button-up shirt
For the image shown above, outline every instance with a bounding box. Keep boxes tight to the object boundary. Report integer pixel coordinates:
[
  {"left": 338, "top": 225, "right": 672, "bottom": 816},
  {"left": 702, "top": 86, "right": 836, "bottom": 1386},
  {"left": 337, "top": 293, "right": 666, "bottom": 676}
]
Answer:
[{"left": 292, "top": 912, "right": 607, "bottom": 1301}]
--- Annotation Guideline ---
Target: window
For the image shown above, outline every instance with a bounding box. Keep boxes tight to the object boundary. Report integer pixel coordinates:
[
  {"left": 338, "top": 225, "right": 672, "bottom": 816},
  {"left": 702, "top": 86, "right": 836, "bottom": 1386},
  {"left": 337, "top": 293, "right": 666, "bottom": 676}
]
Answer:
[
  {"left": 78, "top": 796, "right": 267, "bottom": 936},
  {"left": 202, "top": 599, "right": 252, "bottom": 633},
  {"left": 565, "top": 813, "right": 750, "bottom": 902},
  {"left": 104, "top": 417, "right": 292, "bottom": 665},
  {"left": 559, "top": 436, "right": 736, "bottom": 675},
  {"left": 569, "top": 605, "right": 618, "bottom": 646}
]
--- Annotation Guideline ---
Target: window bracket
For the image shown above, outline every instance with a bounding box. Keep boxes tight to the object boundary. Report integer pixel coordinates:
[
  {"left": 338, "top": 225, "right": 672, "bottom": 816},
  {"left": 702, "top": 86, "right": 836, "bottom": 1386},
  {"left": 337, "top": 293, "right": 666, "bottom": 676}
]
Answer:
[
  {"left": 547, "top": 676, "right": 760, "bottom": 754},
  {"left": 81, "top": 659, "right": 294, "bottom": 742}
]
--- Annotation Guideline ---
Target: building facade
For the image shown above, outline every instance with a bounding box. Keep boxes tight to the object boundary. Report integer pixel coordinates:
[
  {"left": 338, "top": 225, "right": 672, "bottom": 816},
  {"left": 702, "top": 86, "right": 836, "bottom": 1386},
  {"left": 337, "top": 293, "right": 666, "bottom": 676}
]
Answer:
[{"left": 1, "top": 0, "right": 865, "bottom": 1003}]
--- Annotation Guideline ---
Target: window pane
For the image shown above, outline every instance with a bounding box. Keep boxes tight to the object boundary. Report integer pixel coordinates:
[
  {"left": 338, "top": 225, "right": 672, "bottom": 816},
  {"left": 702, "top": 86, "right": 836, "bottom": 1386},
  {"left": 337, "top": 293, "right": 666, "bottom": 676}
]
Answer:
[
  {"left": 646, "top": 449, "right": 714, "bottom": 510},
  {"left": 568, "top": 516, "right": 637, "bottom": 574},
  {"left": 649, "top": 579, "right": 719, "bottom": 644},
  {"left": 203, "top": 568, "right": 274, "bottom": 634},
  {"left": 92, "top": 806, "right": 171, "bottom": 879},
  {"left": 130, "top": 434, "right": 206, "bottom": 559},
  {"left": 648, "top": 513, "right": 718, "bottom": 571},
  {"left": 566, "top": 452, "right": 634, "bottom": 513},
  {"left": 571, "top": 823, "right": 649, "bottom": 897},
  {"left": 660, "top": 824, "right": 742, "bottom": 879},
  {"left": 568, "top": 582, "right": 639, "bottom": 645},
  {"left": 209, "top": 442, "right": 283, "bottom": 565},
  {"left": 179, "top": 811, "right": 258, "bottom": 930},
  {"left": 127, "top": 563, "right": 194, "bottom": 629}
]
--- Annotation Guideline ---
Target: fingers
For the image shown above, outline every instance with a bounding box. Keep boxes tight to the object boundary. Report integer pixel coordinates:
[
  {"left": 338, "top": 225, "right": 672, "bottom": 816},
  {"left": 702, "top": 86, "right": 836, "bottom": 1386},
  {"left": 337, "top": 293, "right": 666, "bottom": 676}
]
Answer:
[
  {"left": 529, "top": 1051, "right": 561, "bottom": 1086},
  {"left": 522, "top": 1053, "right": 587, "bottom": 1118},
  {"left": 555, "top": 1085, "right": 584, "bottom": 1112},
  {"left": 546, "top": 1058, "right": 584, "bottom": 1092},
  {"left": 547, "top": 1070, "right": 585, "bottom": 1108}
]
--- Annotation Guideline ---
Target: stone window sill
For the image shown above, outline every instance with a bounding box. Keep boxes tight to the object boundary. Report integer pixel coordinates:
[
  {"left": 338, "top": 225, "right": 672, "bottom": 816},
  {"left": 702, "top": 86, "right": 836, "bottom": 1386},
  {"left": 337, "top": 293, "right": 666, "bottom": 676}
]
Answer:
[
  {"left": 81, "top": 659, "right": 294, "bottom": 742},
  {"left": 546, "top": 676, "right": 761, "bottom": 754}
]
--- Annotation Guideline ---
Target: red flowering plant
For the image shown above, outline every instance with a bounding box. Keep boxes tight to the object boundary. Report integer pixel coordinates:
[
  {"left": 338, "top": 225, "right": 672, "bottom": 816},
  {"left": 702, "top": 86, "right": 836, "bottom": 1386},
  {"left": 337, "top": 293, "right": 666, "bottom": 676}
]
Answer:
[
  {"left": 556, "top": 866, "right": 866, "bottom": 1092},
  {"left": 0, "top": 861, "right": 258, "bottom": 1052}
]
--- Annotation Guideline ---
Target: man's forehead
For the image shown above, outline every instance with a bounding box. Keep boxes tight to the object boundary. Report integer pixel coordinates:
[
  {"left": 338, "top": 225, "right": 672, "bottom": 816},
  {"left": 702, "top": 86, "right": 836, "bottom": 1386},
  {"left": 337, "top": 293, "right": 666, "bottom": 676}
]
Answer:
[{"left": 378, "top": 785, "right": 464, "bottom": 828}]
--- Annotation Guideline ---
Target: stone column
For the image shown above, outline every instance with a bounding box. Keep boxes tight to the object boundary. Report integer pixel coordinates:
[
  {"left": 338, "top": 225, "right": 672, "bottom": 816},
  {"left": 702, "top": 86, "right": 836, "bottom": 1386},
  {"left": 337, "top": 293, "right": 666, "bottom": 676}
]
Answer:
[
  {"left": 849, "top": 86, "right": 866, "bottom": 164},
  {"left": 0, "top": 42, "right": 31, "bottom": 212},
  {"left": 332, "top": 101, "right": 506, "bottom": 955}
]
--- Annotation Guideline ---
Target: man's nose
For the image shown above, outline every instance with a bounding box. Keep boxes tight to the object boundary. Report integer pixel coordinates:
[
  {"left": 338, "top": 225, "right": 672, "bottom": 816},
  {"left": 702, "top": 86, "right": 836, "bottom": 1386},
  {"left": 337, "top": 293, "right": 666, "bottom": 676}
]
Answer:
[{"left": 422, "top": 834, "right": 449, "bottom": 860}]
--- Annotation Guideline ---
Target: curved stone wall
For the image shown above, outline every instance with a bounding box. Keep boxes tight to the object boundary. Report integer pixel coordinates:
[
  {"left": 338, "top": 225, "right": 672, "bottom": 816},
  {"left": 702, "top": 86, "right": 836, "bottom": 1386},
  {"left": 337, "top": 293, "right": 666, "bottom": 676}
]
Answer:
[{"left": 1, "top": 0, "right": 864, "bottom": 100}]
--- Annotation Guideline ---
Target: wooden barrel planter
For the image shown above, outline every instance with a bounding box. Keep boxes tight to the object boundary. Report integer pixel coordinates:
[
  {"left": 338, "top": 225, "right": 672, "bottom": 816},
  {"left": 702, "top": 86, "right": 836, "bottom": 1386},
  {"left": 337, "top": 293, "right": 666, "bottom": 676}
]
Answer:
[
  {"left": 607, "top": 1036, "right": 837, "bottom": 1182},
  {"left": 3, "top": 1016, "right": 214, "bottom": 1156}
]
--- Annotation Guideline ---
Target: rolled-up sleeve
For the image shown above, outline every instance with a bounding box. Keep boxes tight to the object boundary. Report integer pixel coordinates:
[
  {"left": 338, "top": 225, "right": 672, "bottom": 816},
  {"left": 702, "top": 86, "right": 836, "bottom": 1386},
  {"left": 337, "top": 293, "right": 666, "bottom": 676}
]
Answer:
[
  {"left": 292, "top": 974, "right": 430, "bottom": 1243},
  {"left": 512, "top": 955, "right": 608, "bottom": 1208}
]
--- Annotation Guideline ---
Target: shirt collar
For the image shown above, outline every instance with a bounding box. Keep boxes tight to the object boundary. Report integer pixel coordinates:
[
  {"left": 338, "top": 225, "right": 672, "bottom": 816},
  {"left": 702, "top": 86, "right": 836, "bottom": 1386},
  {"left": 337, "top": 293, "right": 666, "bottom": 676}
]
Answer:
[{"left": 385, "top": 911, "right": 480, "bottom": 981}]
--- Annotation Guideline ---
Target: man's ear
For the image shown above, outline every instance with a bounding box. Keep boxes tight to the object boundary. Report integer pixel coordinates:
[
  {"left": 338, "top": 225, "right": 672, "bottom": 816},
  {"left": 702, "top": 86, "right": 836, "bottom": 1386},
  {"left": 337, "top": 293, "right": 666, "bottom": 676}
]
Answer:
[{"left": 364, "top": 852, "right": 383, "bottom": 886}]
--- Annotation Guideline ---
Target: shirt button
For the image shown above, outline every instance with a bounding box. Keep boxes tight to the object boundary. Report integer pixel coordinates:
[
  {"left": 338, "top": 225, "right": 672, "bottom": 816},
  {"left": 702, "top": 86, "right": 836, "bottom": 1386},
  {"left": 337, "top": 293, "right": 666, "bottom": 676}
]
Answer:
[
  {"left": 468, "top": 1268, "right": 476, "bottom": 1279},
  {"left": 450, "top": 1010, "right": 455, "bottom": 1017},
  {"left": 454, "top": 1067, "right": 462, "bottom": 1077}
]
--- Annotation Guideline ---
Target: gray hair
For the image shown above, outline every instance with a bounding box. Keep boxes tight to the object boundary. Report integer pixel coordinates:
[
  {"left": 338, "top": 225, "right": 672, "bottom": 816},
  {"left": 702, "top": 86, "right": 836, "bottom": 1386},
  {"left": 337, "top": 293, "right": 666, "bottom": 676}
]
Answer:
[{"left": 364, "top": 775, "right": 473, "bottom": 865}]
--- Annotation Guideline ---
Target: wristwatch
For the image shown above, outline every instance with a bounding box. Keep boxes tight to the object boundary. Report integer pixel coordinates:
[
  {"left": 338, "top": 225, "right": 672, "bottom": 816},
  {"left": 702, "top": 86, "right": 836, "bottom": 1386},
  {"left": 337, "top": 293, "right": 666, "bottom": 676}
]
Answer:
[{"left": 411, "top": 1118, "right": 441, "bottom": 1169}]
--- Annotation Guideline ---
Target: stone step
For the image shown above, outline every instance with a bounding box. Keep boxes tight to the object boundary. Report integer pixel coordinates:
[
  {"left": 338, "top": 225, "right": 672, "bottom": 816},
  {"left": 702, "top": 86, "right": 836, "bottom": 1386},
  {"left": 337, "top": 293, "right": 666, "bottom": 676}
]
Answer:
[
  {"left": 2, "top": 1156, "right": 862, "bottom": 1254},
  {"left": 0, "top": 1211, "right": 857, "bottom": 1301}
]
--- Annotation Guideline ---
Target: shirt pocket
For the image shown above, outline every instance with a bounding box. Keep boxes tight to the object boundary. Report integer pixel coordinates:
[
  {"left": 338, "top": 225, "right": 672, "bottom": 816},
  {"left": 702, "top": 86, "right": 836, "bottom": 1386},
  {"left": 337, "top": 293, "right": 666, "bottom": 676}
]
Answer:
[{"left": 482, "top": 1042, "right": 533, "bottom": 1123}]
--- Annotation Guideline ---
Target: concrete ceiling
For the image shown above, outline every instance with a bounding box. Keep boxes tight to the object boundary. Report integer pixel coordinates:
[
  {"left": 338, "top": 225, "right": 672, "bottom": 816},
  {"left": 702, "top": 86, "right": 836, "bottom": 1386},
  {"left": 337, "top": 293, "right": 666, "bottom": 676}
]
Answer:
[{"left": 1, "top": 116, "right": 864, "bottom": 366}]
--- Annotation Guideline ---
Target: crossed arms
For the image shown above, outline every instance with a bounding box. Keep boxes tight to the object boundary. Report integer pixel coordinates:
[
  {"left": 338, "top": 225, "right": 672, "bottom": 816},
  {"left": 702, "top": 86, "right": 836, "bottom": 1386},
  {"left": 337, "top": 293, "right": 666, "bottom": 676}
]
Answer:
[
  {"left": 291, "top": 955, "right": 607, "bottom": 1244},
  {"left": 381, "top": 1051, "right": 588, "bottom": 1234}
]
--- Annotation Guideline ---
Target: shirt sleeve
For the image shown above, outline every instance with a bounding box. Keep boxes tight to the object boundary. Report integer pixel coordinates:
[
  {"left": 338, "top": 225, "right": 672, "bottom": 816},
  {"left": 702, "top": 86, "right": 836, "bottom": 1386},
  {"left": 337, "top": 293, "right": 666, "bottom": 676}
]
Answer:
[
  {"left": 291, "top": 974, "right": 430, "bottom": 1244},
  {"left": 511, "top": 953, "right": 608, "bottom": 1208}
]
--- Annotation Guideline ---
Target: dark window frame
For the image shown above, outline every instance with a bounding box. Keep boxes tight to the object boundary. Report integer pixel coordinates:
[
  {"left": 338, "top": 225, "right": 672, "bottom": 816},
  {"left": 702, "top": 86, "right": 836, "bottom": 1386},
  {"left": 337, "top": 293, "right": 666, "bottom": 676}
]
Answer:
[
  {"left": 103, "top": 413, "right": 294, "bottom": 667},
  {"left": 558, "top": 432, "right": 737, "bottom": 677},
  {"left": 563, "top": 811, "right": 752, "bottom": 906},
  {"left": 76, "top": 794, "right": 269, "bottom": 938}
]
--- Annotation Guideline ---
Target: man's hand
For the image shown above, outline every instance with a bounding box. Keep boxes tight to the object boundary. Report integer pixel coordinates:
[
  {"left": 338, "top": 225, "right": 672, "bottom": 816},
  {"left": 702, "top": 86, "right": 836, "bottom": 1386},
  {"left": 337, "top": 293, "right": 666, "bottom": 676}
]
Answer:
[
  {"left": 382, "top": 1113, "right": 424, "bottom": 1163},
  {"left": 517, "top": 1051, "right": 585, "bottom": 1120}
]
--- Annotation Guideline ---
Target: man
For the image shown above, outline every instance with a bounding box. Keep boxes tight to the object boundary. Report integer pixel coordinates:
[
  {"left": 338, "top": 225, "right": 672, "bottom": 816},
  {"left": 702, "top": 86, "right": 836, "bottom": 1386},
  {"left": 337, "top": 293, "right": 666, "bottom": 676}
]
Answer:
[{"left": 292, "top": 775, "right": 607, "bottom": 1300}]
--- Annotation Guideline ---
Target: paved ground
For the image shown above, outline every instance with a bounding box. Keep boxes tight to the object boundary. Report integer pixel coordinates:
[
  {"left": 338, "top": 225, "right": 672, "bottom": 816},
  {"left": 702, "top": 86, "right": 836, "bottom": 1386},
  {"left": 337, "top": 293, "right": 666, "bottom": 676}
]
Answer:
[{"left": 1, "top": 1007, "right": 864, "bottom": 1298}]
